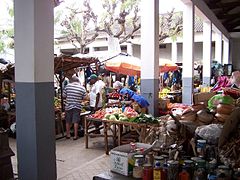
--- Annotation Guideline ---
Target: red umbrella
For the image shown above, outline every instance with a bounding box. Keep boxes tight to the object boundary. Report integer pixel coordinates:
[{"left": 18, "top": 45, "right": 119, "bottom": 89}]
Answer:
[
  {"left": 159, "top": 58, "right": 179, "bottom": 72},
  {"left": 105, "top": 54, "right": 140, "bottom": 76},
  {"left": 105, "top": 54, "right": 178, "bottom": 76}
]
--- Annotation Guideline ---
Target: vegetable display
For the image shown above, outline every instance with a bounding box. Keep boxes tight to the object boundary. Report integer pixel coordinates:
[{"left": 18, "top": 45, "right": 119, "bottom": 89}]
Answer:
[{"left": 89, "top": 107, "right": 159, "bottom": 124}]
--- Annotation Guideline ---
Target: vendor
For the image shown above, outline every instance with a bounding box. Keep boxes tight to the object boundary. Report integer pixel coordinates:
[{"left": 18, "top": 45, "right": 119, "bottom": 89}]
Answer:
[
  {"left": 230, "top": 71, "right": 240, "bottom": 89},
  {"left": 113, "top": 81, "right": 135, "bottom": 101},
  {"left": 131, "top": 94, "right": 149, "bottom": 114}
]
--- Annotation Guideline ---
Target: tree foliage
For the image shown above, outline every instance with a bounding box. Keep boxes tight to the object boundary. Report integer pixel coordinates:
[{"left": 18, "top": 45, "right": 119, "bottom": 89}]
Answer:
[
  {"left": 98, "top": 0, "right": 141, "bottom": 43},
  {"left": 55, "top": 0, "right": 183, "bottom": 54},
  {"left": 0, "top": 2, "right": 14, "bottom": 54}
]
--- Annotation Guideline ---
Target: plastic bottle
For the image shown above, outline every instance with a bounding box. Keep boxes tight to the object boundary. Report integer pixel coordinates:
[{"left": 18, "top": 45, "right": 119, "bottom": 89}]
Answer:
[{"left": 153, "top": 161, "right": 162, "bottom": 180}]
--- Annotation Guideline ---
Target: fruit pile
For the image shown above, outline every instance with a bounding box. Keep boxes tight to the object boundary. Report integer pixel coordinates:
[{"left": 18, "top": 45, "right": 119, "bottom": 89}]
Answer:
[
  {"left": 54, "top": 97, "right": 61, "bottom": 109},
  {"left": 108, "top": 92, "right": 120, "bottom": 99},
  {"left": 89, "top": 109, "right": 106, "bottom": 119},
  {"left": 89, "top": 106, "right": 159, "bottom": 124}
]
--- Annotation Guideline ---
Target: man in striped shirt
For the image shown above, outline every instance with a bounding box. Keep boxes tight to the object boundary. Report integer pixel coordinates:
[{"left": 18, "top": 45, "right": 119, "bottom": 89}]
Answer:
[{"left": 63, "top": 76, "right": 87, "bottom": 140}]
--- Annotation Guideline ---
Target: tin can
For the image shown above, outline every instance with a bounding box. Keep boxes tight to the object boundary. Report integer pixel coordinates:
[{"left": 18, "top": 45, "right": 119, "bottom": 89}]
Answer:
[{"left": 196, "top": 139, "right": 206, "bottom": 157}]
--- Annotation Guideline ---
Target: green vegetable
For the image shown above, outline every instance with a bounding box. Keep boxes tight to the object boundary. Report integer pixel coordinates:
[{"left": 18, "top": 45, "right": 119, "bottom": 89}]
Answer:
[
  {"left": 104, "top": 113, "right": 111, "bottom": 120},
  {"left": 109, "top": 115, "right": 117, "bottom": 121},
  {"left": 119, "top": 117, "right": 128, "bottom": 121}
]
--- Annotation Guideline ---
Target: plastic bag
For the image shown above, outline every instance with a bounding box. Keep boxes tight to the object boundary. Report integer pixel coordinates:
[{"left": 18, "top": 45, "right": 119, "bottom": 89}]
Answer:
[
  {"left": 208, "top": 94, "right": 234, "bottom": 110},
  {"left": 195, "top": 124, "right": 223, "bottom": 144}
]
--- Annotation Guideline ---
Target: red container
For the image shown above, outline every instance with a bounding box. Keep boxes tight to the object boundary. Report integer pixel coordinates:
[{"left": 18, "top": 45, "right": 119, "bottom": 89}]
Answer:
[{"left": 143, "top": 164, "right": 153, "bottom": 180}]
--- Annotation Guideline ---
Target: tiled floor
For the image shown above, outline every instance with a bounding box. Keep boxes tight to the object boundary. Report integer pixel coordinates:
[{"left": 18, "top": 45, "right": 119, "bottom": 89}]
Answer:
[{"left": 9, "top": 136, "right": 111, "bottom": 179}]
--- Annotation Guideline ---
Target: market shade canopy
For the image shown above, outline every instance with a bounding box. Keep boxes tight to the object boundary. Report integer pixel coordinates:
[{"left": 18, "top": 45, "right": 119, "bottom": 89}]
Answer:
[
  {"left": 104, "top": 54, "right": 178, "bottom": 76},
  {"left": 105, "top": 54, "right": 141, "bottom": 76},
  {"left": 54, "top": 55, "right": 99, "bottom": 74},
  {"left": 159, "top": 58, "right": 179, "bottom": 72}
]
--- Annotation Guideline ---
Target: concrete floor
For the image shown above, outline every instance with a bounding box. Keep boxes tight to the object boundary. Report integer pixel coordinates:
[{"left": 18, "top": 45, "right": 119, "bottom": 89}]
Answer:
[{"left": 9, "top": 136, "right": 111, "bottom": 179}]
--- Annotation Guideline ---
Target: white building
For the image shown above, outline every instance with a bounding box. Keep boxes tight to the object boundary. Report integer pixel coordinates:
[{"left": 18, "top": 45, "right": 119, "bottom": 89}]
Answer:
[{"left": 55, "top": 15, "right": 223, "bottom": 66}]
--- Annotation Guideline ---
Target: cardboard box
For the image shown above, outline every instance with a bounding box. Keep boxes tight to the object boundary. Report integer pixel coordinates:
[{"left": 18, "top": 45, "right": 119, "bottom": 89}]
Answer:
[
  {"left": 110, "top": 143, "right": 152, "bottom": 176},
  {"left": 193, "top": 92, "right": 216, "bottom": 105}
]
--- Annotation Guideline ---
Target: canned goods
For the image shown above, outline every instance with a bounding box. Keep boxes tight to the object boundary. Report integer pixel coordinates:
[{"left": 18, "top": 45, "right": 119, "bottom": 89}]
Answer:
[
  {"left": 143, "top": 164, "right": 153, "bottom": 180},
  {"left": 167, "top": 160, "right": 179, "bottom": 180},
  {"left": 196, "top": 139, "right": 207, "bottom": 157}
]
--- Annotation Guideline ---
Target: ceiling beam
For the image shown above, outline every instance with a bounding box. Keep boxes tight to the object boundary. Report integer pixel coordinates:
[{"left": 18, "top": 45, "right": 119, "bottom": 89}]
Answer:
[
  {"left": 192, "top": 0, "right": 230, "bottom": 38},
  {"left": 208, "top": 1, "right": 240, "bottom": 10},
  {"left": 230, "top": 28, "right": 240, "bottom": 32},
  {"left": 217, "top": 12, "right": 240, "bottom": 20},
  {"left": 225, "top": 19, "right": 240, "bottom": 31}
]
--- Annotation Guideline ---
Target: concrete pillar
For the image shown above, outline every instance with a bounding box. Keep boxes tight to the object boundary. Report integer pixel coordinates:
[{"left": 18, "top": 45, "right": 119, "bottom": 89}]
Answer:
[
  {"left": 230, "top": 38, "right": 240, "bottom": 69},
  {"left": 127, "top": 43, "right": 133, "bottom": 55},
  {"left": 171, "top": 41, "right": 178, "bottom": 63},
  {"left": 202, "top": 20, "right": 212, "bottom": 86},
  {"left": 141, "top": 0, "right": 159, "bottom": 116},
  {"left": 223, "top": 38, "right": 229, "bottom": 64},
  {"left": 215, "top": 31, "right": 223, "bottom": 64},
  {"left": 182, "top": 2, "right": 195, "bottom": 105},
  {"left": 15, "top": 0, "right": 56, "bottom": 179},
  {"left": 89, "top": 46, "right": 95, "bottom": 54}
]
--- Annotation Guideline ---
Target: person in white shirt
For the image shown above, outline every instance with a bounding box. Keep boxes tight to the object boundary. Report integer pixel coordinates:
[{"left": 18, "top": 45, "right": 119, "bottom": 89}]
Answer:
[
  {"left": 89, "top": 74, "right": 105, "bottom": 133},
  {"left": 89, "top": 74, "right": 105, "bottom": 111}
]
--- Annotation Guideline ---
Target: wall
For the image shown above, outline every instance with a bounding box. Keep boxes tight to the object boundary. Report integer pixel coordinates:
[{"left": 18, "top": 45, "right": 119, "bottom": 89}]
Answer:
[
  {"left": 135, "top": 42, "right": 211, "bottom": 64},
  {"left": 230, "top": 38, "right": 240, "bottom": 70}
]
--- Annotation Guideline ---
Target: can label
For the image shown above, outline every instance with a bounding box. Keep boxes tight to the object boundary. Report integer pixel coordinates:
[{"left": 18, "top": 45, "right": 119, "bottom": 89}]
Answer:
[{"left": 153, "top": 170, "right": 161, "bottom": 180}]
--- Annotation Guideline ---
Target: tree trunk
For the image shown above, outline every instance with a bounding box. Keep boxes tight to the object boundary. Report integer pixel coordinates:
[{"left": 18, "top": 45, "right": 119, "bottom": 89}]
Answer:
[{"left": 0, "top": 71, "right": 2, "bottom": 95}]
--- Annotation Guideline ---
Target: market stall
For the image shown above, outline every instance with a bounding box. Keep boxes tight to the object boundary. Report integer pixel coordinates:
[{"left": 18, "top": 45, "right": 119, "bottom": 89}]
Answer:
[
  {"left": 85, "top": 107, "right": 160, "bottom": 154},
  {"left": 88, "top": 82, "right": 240, "bottom": 179}
]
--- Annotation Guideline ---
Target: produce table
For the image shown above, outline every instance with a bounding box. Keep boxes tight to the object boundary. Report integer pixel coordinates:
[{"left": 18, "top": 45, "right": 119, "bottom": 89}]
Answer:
[{"left": 85, "top": 117, "right": 158, "bottom": 154}]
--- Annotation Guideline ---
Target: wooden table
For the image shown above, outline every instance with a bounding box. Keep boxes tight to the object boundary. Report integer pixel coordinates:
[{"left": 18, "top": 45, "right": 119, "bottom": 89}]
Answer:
[
  {"left": 55, "top": 110, "right": 91, "bottom": 139},
  {"left": 85, "top": 117, "right": 159, "bottom": 154}
]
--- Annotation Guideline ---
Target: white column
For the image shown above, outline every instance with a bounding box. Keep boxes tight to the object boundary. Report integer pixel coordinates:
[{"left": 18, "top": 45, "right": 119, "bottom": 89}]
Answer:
[
  {"left": 182, "top": 2, "right": 195, "bottom": 105},
  {"left": 89, "top": 46, "right": 94, "bottom": 53},
  {"left": 171, "top": 41, "right": 178, "bottom": 63},
  {"left": 215, "top": 31, "right": 223, "bottom": 64},
  {"left": 223, "top": 38, "right": 229, "bottom": 64},
  {"left": 15, "top": 0, "right": 56, "bottom": 179},
  {"left": 141, "top": 0, "right": 159, "bottom": 116},
  {"left": 202, "top": 20, "right": 212, "bottom": 86},
  {"left": 127, "top": 43, "right": 133, "bottom": 55}
]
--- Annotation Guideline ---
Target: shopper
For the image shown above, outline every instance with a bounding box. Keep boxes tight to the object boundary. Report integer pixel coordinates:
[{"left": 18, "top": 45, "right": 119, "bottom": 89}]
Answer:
[
  {"left": 89, "top": 74, "right": 105, "bottom": 133},
  {"left": 89, "top": 74, "right": 105, "bottom": 111},
  {"left": 63, "top": 76, "right": 87, "bottom": 140}
]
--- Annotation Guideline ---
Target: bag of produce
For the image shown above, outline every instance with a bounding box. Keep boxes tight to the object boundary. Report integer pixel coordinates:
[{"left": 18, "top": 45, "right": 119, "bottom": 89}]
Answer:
[
  {"left": 208, "top": 94, "right": 234, "bottom": 110},
  {"left": 195, "top": 124, "right": 223, "bottom": 144}
]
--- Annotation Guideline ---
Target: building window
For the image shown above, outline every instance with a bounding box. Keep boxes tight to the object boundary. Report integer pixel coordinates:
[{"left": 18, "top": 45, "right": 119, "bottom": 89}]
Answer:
[
  {"left": 121, "top": 46, "right": 127, "bottom": 50},
  {"left": 159, "top": 44, "right": 166, "bottom": 49},
  {"left": 94, "top": 46, "right": 108, "bottom": 51}
]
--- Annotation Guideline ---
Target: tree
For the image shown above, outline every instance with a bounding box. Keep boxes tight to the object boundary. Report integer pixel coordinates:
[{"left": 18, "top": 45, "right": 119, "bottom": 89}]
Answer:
[
  {"left": 55, "top": 0, "right": 183, "bottom": 54},
  {"left": 0, "top": 3, "right": 14, "bottom": 54},
  {"left": 56, "top": 0, "right": 99, "bottom": 54},
  {"left": 159, "top": 10, "right": 183, "bottom": 43},
  {"left": 97, "top": 0, "right": 141, "bottom": 44}
]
